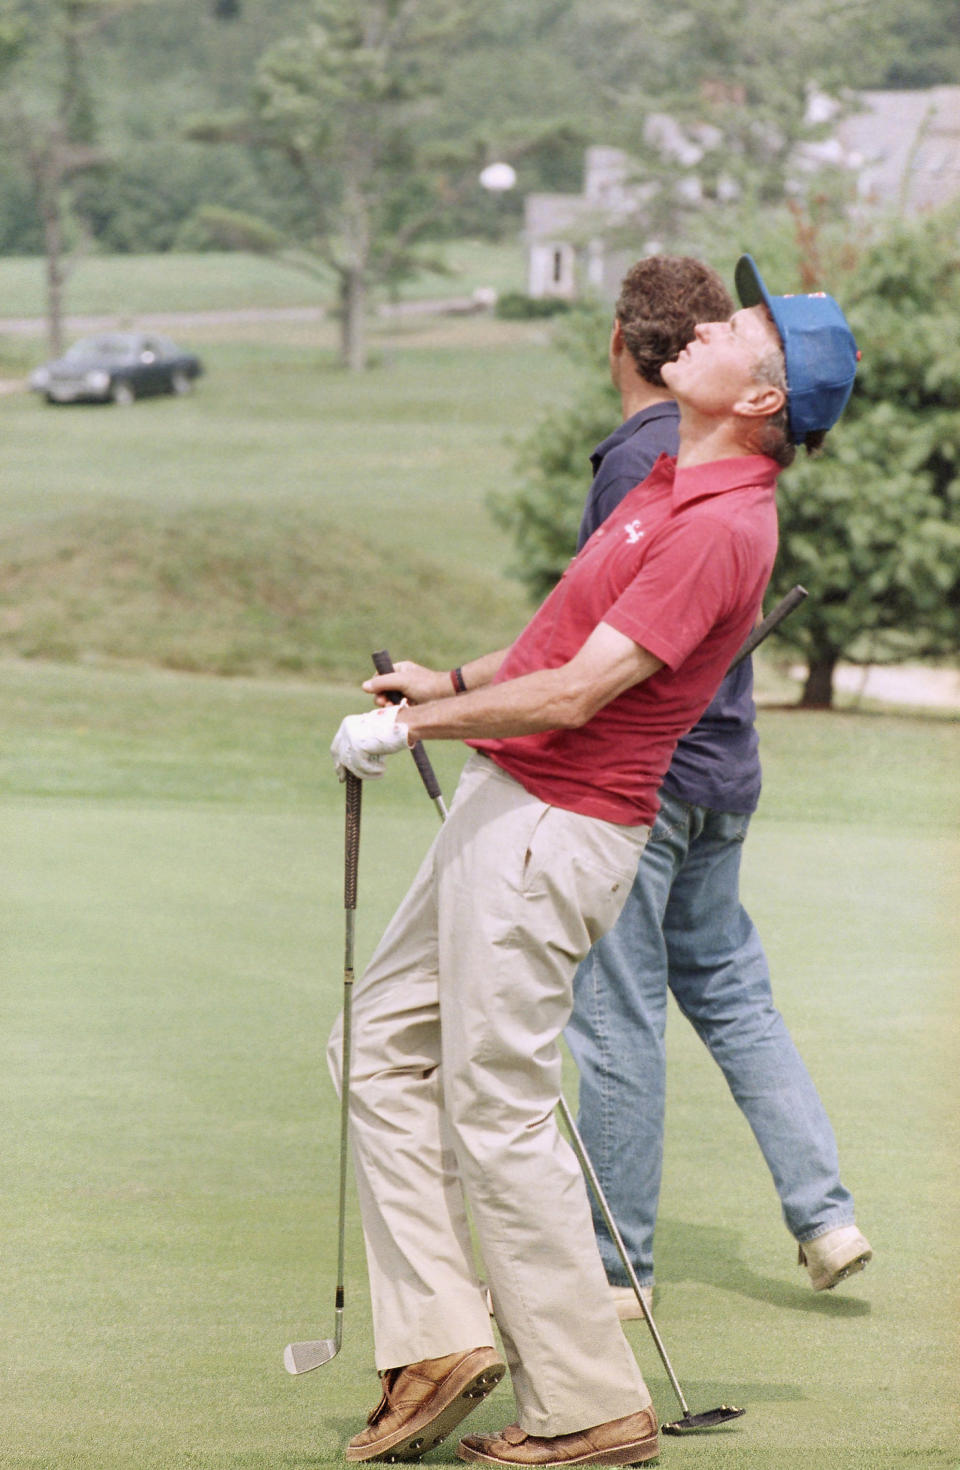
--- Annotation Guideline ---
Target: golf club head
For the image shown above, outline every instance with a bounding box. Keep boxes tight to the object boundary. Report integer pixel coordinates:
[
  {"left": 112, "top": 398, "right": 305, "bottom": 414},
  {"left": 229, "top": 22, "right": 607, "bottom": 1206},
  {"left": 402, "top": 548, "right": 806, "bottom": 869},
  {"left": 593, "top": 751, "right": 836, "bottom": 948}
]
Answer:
[
  {"left": 283, "top": 1337, "right": 340, "bottom": 1375},
  {"left": 662, "top": 1405, "right": 745, "bottom": 1434}
]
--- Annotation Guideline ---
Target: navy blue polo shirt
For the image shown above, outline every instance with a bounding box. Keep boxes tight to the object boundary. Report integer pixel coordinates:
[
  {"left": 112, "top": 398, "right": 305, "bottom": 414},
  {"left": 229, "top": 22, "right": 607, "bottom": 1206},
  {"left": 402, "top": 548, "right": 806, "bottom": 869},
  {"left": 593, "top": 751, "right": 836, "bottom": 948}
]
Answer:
[
  {"left": 578, "top": 403, "right": 762, "bottom": 815},
  {"left": 577, "top": 403, "right": 682, "bottom": 548}
]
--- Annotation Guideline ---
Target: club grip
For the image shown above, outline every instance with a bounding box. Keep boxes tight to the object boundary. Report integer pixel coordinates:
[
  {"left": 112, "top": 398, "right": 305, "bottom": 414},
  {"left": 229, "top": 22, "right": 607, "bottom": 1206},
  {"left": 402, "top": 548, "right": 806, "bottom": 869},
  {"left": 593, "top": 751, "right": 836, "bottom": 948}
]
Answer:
[
  {"left": 371, "top": 649, "right": 444, "bottom": 802},
  {"left": 344, "top": 772, "right": 362, "bottom": 911},
  {"left": 371, "top": 649, "right": 397, "bottom": 682},
  {"left": 728, "top": 585, "right": 807, "bottom": 673}
]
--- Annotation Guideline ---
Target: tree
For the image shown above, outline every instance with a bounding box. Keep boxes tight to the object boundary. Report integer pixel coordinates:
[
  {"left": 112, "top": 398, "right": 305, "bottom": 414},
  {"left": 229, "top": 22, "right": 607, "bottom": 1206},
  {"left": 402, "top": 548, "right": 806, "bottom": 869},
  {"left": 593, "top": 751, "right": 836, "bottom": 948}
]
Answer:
[
  {"left": 551, "top": 0, "right": 870, "bottom": 249},
  {"left": 490, "top": 306, "right": 617, "bottom": 599},
  {"left": 493, "top": 207, "right": 960, "bottom": 708},
  {"left": 766, "top": 206, "right": 960, "bottom": 706},
  {"left": 0, "top": 0, "right": 139, "bottom": 353},
  {"left": 190, "top": 0, "right": 491, "bottom": 371}
]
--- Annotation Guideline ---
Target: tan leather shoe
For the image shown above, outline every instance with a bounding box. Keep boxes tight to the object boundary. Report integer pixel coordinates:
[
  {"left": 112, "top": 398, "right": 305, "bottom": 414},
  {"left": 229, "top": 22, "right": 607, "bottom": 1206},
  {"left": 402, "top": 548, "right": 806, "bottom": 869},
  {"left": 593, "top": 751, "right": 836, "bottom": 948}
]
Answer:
[
  {"left": 457, "top": 1407, "right": 659, "bottom": 1466},
  {"left": 798, "top": 1225, "right": 872, "bottom": 1291},
  {"left": 346, "top": 1346, "right": 506, "bottom": 1462}
]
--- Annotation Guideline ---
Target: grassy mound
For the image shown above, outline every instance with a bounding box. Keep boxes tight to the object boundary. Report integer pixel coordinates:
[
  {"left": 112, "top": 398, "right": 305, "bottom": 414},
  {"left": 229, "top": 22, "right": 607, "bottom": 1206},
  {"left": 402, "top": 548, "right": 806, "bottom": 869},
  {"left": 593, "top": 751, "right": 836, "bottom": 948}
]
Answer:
[{"left": 0, "top": 504, "right": 531, "bottom": 679}]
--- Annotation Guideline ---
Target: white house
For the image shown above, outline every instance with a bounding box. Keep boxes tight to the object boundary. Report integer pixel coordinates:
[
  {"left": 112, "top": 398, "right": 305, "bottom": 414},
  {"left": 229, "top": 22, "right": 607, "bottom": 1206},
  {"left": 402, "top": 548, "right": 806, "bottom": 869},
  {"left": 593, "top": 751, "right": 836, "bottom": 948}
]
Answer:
[
  {"left": 525, "top": 147, "right": 648, "bottom": 300},
  {"left": 524, "top": 88, "right": 960, "bottom": 301}
]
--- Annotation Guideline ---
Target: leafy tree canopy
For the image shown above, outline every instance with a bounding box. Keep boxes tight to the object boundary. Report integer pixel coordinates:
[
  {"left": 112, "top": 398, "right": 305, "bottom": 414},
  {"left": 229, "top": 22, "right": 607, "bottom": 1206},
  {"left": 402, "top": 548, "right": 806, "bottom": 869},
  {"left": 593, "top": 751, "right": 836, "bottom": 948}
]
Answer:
[
  {"left": 766, "top": 206, "right": 960, "bottom": 704},
  {"left": 2, "top": 0, "right": 958, "bottom": 260},
  {"left": 493, "top": 206, "right": 960, "bottom": 706},
  {"left": 189, "top": 0, "right": 502, "bottom": 368}
]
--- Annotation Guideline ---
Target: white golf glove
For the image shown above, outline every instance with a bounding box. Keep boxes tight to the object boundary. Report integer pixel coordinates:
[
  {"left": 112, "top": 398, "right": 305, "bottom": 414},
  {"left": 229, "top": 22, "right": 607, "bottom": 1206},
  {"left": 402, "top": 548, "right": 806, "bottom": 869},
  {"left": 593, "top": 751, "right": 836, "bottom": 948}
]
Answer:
[{"left": 331, "top": 701, "right": 412, "bottom": 781}]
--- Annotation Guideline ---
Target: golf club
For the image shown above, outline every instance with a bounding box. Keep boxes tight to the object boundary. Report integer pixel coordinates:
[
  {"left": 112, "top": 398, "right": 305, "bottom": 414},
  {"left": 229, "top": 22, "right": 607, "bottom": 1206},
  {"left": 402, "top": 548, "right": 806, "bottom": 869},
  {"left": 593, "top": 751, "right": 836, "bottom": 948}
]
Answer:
[
  {"left": 556, "top": 1094, "right": 743, "bottom": 1434},
  {"left": 729, "top": 584, "right": 806, "bottom": 672},
  {"left": 283, "top": 770, "right": 362, "bottom": 1375},
  {"left": 372, "top": 650, "right": 449, "bottom": 820},
  {"left": 369, "top": 651, "right": 746, "bottom": 1433}
]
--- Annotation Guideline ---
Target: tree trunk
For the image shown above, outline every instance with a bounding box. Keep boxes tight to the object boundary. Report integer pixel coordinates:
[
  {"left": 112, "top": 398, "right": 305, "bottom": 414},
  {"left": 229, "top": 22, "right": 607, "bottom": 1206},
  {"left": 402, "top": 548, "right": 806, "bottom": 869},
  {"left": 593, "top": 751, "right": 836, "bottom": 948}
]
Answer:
[
  {"left": 800, "top": 651, "right": 838, "bottom": 708},
  {"left": 42, "top": 190, "right": 65, "bottom": 359},
  {"left": 340, "top": 267, "right": 367, "bottom": 372}
]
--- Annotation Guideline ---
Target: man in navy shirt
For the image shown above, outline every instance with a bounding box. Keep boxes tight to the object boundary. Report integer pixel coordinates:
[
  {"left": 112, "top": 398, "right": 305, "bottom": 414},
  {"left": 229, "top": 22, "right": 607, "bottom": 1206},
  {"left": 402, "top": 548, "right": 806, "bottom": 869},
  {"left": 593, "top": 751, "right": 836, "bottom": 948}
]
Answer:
[{"left": 565, "top": 255, "right": 871, "bottom": 1312}]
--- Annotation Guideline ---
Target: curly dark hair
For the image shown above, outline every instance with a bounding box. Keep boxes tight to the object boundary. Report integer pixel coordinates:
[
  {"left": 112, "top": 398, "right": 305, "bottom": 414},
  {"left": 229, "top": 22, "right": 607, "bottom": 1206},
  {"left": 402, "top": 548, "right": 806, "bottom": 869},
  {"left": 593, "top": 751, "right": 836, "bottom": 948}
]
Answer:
[{"left": 615, "top": 255, "right": 734, "bottom": 387}]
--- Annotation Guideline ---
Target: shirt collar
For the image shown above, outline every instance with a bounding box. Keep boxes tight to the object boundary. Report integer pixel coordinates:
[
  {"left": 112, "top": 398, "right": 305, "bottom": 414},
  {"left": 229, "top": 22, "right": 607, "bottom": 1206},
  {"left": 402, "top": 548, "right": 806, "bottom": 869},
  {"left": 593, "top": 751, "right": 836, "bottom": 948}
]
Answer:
[
  {"left": 590, "top": 401, "right": 680, "bottom": 471},
  {"left": 668, "top": 454, "right": 780, "bottom": 509}
]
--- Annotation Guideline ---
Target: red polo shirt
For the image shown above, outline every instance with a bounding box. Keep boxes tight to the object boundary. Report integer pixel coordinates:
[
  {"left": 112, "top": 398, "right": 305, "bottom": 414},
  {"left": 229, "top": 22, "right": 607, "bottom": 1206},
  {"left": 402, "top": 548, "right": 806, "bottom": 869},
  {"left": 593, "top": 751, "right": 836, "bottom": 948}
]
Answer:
[{"left": 469, "top": 453, "right": 779, "bottom": 825}]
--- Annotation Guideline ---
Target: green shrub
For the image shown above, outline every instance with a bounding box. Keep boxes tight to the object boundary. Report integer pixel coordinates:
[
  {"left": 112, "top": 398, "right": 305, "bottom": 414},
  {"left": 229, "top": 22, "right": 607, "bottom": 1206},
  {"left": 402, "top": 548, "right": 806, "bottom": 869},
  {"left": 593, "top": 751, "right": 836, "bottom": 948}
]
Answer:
[{"left": 494, "top": 291, "right": 572, "bottom": 321}]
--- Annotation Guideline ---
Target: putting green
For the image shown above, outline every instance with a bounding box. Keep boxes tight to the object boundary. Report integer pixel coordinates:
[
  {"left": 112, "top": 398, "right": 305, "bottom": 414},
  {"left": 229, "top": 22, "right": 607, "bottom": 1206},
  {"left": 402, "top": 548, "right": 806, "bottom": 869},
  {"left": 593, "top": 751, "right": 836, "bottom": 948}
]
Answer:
[{"left": 1, "top": 660, "right": 957, "bottom": 1467}]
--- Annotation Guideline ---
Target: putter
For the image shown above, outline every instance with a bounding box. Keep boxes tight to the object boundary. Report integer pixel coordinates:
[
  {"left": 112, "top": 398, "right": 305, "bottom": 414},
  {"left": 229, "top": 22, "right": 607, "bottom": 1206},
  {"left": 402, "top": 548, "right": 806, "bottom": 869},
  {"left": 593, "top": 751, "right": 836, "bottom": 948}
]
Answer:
[
  {"left": 556, "top": 1094, "right": 743, "bottom": 1434},
  {"left": 370, "top": 652, "right": 750, "bottom": 1433},
  {"left": 283, "top": 770, "right": 363, "bottom": 1375}
]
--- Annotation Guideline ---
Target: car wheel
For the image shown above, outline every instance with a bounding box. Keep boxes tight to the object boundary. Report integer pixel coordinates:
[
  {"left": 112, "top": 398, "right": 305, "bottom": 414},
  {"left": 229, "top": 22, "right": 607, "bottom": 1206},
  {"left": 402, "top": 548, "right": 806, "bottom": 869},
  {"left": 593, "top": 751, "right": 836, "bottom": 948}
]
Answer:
[
  {"left": 170, "top": 370, "right": 194, "bottom": 396},
  {"left": 111, "top": 381, "right": 135, "bottom": 407}
]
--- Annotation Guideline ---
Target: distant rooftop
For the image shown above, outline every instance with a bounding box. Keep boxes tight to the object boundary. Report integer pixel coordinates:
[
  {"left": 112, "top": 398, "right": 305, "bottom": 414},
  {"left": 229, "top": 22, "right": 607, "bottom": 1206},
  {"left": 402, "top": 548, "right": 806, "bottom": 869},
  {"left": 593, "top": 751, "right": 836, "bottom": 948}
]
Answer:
[
  {"left": 525, "top": 88, "right": 960, "bottom": 244},
  {"left": 522, "top": 89, "right": 960, "bottom": 300},
  {"left": 834, "top": 87, "right": 960, "bottom": 212}
]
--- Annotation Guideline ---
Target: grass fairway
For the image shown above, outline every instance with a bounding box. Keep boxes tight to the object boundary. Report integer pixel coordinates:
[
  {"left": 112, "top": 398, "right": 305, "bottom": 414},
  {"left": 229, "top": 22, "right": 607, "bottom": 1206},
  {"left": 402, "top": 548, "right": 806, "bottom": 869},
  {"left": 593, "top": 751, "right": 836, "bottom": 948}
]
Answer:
[
  {"left": 0, "top": 242, "right": 525, "bottom": 322},
  {"left": 1, "top": 659, "right": 957, "bottom": 1469}
]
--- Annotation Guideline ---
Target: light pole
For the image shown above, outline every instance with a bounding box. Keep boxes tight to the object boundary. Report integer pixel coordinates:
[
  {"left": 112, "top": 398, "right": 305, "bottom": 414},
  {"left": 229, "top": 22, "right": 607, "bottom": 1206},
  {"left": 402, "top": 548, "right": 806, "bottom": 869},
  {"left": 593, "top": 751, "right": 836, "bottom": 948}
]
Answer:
[{"left": 478, "top": 161, "right": 517, "bottom": 246}]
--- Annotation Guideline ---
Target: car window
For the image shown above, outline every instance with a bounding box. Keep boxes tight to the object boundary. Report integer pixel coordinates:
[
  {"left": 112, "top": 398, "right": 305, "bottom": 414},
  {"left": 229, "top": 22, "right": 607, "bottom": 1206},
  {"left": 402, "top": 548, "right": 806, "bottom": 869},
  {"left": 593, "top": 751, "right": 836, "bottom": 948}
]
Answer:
[{"left": 64, "top": 335, "right": 140, "bottom": 363}]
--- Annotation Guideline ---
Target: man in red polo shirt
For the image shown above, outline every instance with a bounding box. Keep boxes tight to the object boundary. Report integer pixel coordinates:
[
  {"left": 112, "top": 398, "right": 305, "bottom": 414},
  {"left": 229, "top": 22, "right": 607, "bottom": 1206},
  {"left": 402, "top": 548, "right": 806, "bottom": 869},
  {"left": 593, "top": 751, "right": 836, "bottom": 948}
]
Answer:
[{"left": 328, "top": 256, "right": 858, "bottom": 1469}]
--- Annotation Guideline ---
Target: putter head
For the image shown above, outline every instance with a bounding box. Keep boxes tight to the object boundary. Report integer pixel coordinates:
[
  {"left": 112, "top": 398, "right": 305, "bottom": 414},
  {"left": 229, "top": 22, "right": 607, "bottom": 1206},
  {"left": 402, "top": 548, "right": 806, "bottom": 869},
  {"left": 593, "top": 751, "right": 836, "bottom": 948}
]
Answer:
[
  {"left": 283, "top": 1337, "right": 340, "bottom": 1375},
  {"left": 662, "top": 1405, "right": 745, "bottom": 1434}
]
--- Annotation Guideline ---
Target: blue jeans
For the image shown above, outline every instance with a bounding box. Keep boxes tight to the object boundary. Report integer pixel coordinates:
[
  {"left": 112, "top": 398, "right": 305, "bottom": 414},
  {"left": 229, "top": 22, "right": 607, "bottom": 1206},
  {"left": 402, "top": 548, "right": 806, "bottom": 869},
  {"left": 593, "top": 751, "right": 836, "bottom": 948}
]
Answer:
[{"left": 566, "top": 787, "right": 855, "bottom": 1287}]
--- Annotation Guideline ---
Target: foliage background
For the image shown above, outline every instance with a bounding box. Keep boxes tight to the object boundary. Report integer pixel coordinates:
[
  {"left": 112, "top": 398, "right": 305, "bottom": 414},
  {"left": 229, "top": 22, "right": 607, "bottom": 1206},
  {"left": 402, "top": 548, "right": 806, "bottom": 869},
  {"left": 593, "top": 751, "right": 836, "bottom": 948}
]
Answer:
[{"left": 0, "top": 0, "right": 958, "bottom": 257}]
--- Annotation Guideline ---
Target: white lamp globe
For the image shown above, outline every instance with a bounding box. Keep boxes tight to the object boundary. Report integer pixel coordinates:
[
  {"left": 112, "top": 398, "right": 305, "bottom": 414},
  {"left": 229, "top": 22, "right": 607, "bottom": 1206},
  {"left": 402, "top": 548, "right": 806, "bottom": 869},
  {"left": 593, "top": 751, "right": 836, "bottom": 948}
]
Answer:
[{"left": 479, "top": 162, "right": 517, "bottom": 193}]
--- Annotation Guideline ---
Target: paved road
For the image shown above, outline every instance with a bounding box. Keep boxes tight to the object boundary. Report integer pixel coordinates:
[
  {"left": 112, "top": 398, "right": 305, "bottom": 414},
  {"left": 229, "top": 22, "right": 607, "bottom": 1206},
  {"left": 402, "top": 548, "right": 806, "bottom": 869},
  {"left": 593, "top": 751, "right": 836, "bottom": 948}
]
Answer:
[
  {"left": 0, "top": 305, "right": 329, "bottom": 337},
  {"left": 0, "top": 293, "right": 491, "bottom": 338}
]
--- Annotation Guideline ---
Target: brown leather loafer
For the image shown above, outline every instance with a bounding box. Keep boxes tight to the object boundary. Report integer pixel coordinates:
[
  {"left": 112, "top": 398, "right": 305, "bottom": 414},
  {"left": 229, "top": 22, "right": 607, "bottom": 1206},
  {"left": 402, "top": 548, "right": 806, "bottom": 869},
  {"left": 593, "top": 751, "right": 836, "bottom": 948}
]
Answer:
[
  {"left": 346, "top": 1346, "right": 506, "bottom": 1462},
  {"left": 457, "top": 1407, "right": 659, "bottom": 1466}
]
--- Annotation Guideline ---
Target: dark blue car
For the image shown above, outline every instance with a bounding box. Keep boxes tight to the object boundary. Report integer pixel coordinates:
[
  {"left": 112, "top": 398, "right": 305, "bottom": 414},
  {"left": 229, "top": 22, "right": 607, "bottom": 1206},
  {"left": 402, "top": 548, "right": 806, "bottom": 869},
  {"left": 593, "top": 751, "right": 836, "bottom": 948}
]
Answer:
[{"left": 30, "top": 331, "right": 203, "bottom": 405}]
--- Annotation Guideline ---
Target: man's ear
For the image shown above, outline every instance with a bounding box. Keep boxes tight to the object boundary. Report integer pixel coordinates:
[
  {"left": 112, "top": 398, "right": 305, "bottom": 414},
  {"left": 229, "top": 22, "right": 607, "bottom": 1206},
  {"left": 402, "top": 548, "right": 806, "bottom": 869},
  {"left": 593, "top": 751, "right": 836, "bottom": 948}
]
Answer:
[
  {"left": 734, "top": 382, "right": 786, "bottom": 420},
  {"left": 610, "top": 318, "right": 625, "bottom": 355}
]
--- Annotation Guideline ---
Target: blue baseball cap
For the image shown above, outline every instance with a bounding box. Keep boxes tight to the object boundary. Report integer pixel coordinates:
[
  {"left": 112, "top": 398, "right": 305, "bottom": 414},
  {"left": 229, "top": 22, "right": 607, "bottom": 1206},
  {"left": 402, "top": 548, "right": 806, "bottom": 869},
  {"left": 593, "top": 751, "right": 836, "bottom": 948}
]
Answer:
[{"left": 735, "top": 254, "right": 859, "bottom": 441}]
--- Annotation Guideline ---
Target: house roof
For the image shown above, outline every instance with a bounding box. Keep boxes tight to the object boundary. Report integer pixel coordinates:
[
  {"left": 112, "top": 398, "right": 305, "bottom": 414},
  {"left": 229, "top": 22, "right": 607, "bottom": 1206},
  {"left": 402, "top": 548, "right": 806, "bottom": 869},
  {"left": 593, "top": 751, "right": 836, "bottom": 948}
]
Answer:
[
  {"left": 835, "top": 87, "right": 960, "bottom": 211},
  {"left": 524, "top": 193, "right": 591, "bottom": 242},
  {"left": 523, "top": 87, "right": 960, "bottom": 254}
]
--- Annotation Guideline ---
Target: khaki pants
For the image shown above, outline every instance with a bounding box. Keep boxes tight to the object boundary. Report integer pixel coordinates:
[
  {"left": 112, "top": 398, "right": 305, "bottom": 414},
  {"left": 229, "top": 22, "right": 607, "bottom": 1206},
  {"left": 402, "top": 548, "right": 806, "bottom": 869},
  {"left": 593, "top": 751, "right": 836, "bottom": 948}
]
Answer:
[{"left": 328, "top": 754, "right": 651, "bottom": 1436}]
